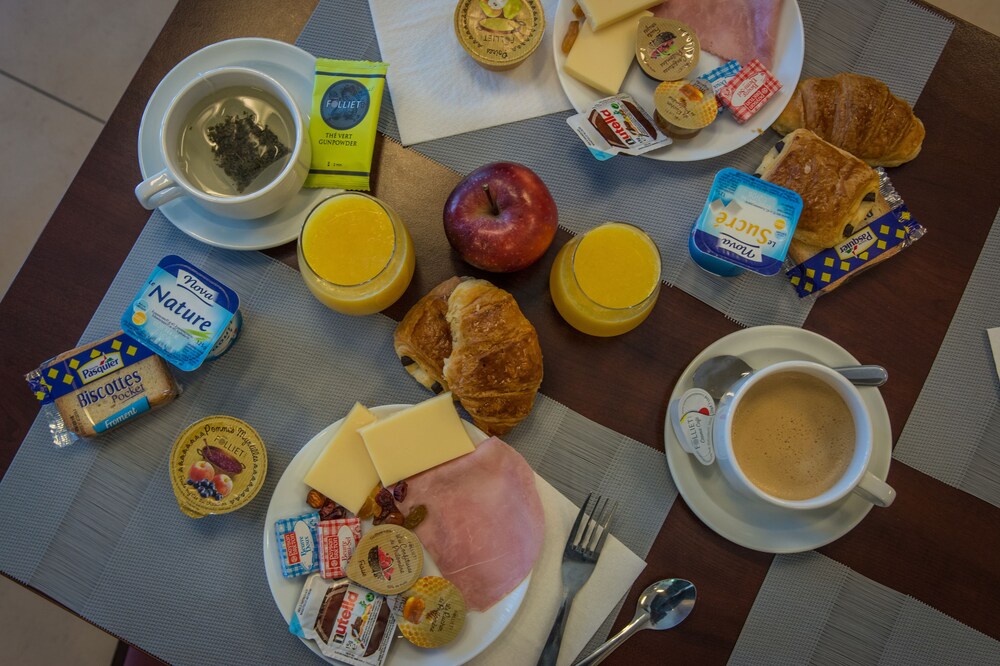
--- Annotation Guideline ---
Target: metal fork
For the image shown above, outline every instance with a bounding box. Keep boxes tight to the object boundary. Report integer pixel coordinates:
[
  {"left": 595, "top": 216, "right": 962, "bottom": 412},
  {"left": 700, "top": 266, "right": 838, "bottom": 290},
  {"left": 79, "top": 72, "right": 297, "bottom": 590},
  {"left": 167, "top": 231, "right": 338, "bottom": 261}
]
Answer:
[{"left": 537, "top": 493, "right": 616, "bottom": 666}]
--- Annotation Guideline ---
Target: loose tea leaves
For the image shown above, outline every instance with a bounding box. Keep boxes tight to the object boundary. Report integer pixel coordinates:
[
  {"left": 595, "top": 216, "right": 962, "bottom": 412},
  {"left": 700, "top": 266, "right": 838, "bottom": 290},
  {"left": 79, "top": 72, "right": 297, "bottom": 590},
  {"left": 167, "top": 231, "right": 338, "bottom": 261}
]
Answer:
[{"left": 206, "top": 111, "right": 289, "bottom": 193}]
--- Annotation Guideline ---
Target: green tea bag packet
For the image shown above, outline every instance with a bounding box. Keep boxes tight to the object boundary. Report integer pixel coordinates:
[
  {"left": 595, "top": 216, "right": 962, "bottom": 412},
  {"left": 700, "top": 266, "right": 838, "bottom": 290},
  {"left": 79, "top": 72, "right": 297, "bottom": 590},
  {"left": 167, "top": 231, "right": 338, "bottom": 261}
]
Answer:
[{"left": 305, "top": 59, "right": 388, "bottom": 191}]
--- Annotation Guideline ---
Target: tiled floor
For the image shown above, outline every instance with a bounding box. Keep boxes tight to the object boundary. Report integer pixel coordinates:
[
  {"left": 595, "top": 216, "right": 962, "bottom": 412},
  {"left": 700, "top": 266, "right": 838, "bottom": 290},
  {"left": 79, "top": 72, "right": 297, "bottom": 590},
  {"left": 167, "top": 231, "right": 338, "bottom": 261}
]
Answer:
[
  {"left": 0, "top": 0, "right": 997, "bottom": 664},
  {"left": 0, "top": 2, "right": 178, "bottom": 663}
]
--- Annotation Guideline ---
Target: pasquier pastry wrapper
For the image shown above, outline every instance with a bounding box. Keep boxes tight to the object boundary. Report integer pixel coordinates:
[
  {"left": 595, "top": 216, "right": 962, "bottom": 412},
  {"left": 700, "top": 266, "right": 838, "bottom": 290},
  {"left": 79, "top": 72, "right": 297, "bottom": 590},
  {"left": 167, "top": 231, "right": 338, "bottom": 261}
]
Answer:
[{"left": 785, "top": 168, "right": 925, "bottom": 297}]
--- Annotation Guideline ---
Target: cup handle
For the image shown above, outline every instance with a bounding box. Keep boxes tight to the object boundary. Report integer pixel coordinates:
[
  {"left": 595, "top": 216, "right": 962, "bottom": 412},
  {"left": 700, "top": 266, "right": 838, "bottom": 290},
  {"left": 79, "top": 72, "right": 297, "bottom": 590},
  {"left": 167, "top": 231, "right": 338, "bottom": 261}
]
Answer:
[
  {"left": 135, "top": 170, "right": 184, "bottom": 210},
  {"left": 852, "top": 471, "right": 896, "bottom": 507}
]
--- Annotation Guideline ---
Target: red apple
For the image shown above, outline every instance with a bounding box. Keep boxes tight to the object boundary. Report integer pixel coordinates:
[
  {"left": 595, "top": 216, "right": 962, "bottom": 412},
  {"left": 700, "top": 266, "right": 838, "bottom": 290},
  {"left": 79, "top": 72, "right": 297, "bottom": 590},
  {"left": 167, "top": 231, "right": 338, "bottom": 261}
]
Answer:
[
  {"left": 213, "top": 474, "right": 233, "bottom": 498},
  {"left": 443, "top": 162, "right": 558, "bottom": 272},
  {"left": 188, "top": 460, "right": 215, "bottom": 483}
]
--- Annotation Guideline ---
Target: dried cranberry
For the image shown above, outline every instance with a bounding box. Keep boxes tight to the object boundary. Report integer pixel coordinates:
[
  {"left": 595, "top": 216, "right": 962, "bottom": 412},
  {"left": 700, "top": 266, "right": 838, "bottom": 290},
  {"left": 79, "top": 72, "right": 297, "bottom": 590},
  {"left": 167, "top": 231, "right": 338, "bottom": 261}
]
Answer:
[
  {"left": 392, "top": 481, "right": 407, "bottom": 503},
  {"left": 376, "top": 487, "right": 395, "bottom": 508},
  {"left": 319, "top": 499, "right": 345, "bottom": 521}
]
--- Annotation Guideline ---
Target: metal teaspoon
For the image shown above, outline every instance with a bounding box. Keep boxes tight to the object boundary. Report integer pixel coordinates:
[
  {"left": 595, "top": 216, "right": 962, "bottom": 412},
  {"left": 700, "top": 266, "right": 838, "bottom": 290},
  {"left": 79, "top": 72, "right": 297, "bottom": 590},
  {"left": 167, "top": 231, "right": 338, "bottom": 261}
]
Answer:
[
  {"left": 573, "top": 578, "right": 696, "bottom": 666},
  {"left": 693, "top": 354, "right": 888, "bottom": 401}
]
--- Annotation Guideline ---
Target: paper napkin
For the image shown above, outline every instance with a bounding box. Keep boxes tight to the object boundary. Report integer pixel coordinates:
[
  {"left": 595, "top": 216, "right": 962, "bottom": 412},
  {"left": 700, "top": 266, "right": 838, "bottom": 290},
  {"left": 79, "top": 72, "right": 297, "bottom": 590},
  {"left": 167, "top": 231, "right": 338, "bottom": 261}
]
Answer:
[
  {"left": 470, "top": 475, "right": 647, "bottom": 666},
  {"left": 367, "top": 0, "right": 571, "bottom": 145},
  {"left": 989, "top": 328, "right": 1000, "bottom": 381}
]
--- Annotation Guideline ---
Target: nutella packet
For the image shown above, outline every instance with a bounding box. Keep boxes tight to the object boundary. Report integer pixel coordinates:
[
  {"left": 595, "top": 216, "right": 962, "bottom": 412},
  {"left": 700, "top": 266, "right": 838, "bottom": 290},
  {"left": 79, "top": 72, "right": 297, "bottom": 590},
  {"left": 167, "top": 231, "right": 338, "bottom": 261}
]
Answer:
[
  {"left": 291, "top": 574, "right": 397, "bottom": 666},
  {"left": 305, "top": 59, "right": 388, "bottom": 191},
  {"left": 786, "top": 168, "right": 925, "bottom": 297},
  {"left": 566, "top": 94, "right": 671, "bottom": 161}
]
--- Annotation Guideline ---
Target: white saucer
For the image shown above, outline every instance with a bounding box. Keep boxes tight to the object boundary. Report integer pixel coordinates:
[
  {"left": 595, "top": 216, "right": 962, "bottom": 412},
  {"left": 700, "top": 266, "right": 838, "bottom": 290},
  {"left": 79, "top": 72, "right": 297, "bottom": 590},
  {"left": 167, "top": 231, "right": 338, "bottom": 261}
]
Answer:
[
  {"left": 664, "top": 326, "right": 892, "bottom": 553},
  {"left": 138, "top": 38, "right": 336, "bottom": 250}
]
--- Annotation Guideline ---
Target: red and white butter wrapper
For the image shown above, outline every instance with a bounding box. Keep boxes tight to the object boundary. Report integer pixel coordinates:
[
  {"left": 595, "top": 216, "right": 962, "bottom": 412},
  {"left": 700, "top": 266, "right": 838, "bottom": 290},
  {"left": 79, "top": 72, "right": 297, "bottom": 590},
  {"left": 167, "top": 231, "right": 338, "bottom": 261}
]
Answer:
[
  {"left": 318, "top": 517, "right": 362, "bottom": 579},
  {"left": 717, "top": 59, "right": 782, "bottom": 124}
]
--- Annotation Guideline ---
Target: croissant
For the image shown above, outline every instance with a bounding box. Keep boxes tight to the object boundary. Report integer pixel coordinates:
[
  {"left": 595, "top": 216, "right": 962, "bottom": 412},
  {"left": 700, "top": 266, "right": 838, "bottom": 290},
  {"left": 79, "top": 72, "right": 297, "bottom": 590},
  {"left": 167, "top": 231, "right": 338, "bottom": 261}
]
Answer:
[
  {"left": 443, "top": 279, "right": 543, "bottom": 436},
  {"left": 395, "top": 278, "right": 543, "bottom": 437},
  {"left": 772, "top": 73, "right": 924, "bottom": 167}
]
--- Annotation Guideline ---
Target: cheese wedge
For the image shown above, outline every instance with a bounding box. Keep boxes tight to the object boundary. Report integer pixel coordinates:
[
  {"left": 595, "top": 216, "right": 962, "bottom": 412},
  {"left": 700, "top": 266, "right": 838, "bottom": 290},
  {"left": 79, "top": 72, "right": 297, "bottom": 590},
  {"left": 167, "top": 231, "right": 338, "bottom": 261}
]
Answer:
[
  {"left": 303, "top": 403, "right": 379, "bottom": 514},
  {"left": 564, "top": 11, "right": 652, "bottom": 96},
  {"left": 359, "top": 393, "right": 475, "bottom": 486},
  {"left": 577, "top": 0, "right": 660, "bottom": 30}
]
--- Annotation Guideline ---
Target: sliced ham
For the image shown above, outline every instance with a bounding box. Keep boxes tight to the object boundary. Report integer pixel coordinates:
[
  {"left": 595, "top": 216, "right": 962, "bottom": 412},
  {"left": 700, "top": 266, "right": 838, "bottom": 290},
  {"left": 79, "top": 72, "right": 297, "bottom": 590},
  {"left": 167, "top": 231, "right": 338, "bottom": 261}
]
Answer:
[
  {"left": 654, "top": 0, "right": 783, "bottom": 69},
  {"left": 398, "top": 437, "right": 544, "bottom": 611}
]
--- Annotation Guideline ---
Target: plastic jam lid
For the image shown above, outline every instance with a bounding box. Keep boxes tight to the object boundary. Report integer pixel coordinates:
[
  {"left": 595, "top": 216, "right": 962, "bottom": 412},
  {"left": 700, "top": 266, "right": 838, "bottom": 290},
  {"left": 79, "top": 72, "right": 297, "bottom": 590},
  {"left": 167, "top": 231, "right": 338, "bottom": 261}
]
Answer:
[
  {"left": 395, "top": 576, "right": 467, "bottom": 648},
  {"left": 454, "top": 0, "right": 545, "bottom": 71},
  {"left": 636, "top": 17, "right": 700, "bottom": 82},
  {"left": 170, "top": 415, "right": 267, "bottom": 518},
  {"left": 347, "top": 524, "right": 424, "bottom": 596}
]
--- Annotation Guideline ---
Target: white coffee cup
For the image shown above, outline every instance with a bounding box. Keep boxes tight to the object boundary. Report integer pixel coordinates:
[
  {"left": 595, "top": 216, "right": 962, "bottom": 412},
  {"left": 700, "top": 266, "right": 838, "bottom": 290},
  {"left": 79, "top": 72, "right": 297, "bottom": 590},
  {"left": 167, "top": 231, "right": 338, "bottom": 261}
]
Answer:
[
  {"left": 135, "top": 66, "right": 310, "bottom": 220},
  {"left": 713, "top": 360, "right": 895, "bottom": 510}
]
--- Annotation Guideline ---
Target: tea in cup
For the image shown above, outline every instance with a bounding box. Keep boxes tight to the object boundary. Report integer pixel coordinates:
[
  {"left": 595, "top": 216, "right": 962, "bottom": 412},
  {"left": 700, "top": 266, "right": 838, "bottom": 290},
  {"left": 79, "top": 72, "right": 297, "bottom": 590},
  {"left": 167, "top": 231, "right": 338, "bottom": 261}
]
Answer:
[
  {"left": 135, "top": 66, "right": 310, "bottom": 219},
  {"left": 713, "top": 360, "right": 895, "bottom": 510}
]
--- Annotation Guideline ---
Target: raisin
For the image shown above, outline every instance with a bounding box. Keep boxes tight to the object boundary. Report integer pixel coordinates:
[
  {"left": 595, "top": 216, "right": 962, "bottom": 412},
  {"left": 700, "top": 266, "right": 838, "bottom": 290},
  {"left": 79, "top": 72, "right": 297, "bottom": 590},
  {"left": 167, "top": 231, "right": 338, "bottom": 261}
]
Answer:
[
  {"left": 403, "top": 505, "right": 427, "bottom": 530},
  {"left": 357, "top": 495, "right": 376, "bottom": 520},
  {"left": 392, "top": 481, "right": 407, "bottom": 503}
]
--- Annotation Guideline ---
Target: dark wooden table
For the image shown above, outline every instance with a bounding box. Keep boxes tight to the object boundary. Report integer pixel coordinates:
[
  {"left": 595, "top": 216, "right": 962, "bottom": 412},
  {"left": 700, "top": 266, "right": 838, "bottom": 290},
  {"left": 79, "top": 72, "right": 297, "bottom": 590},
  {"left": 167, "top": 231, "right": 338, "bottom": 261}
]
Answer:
[{"left": 2, "top": 0, "right": 999, "bottom": 663}]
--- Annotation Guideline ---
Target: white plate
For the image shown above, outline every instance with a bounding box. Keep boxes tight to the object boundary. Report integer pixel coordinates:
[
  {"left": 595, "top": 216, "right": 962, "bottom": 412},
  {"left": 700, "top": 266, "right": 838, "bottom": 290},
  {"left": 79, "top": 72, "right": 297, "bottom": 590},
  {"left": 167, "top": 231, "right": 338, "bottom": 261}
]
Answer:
[
  {"left": 552, "top": 0, "right": 804, "bottom": 161},
  {"left": 263, "top": 405, "right": 530, "bottom": 665},
  {"left": 664, "top": 326, "right": 892, "bottom": 553},
  {"left": 138, "top": 38, "right": 337, "bottom": 250}
]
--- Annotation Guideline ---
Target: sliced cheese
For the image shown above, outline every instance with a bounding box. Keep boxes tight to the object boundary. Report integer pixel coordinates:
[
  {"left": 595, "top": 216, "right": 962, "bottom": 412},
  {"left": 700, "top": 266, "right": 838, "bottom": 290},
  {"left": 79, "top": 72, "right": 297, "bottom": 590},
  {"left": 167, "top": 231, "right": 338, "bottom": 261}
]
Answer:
[
  {"left": 564, "top": 11, "right": 651, "bottom": 96},
  {"left": 577, "top": 0, "right": 660, "bottom": 30},
  {"left": 359, "top": 393, "right": 475, "bottom": 487},
  {"left": 303, "top": 403, "right": 379, "bottom": 514}
]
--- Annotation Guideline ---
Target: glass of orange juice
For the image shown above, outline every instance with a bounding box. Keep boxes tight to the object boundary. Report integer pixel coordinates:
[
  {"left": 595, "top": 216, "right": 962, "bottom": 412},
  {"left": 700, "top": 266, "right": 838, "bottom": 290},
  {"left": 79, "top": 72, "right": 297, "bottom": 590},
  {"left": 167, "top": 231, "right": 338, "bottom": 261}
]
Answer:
[
  {"left": 298, "top": 192, "right": 415, "bottom": 315},
  {"left": 549, "top": 222, "right": 661, "bottom": 337}
]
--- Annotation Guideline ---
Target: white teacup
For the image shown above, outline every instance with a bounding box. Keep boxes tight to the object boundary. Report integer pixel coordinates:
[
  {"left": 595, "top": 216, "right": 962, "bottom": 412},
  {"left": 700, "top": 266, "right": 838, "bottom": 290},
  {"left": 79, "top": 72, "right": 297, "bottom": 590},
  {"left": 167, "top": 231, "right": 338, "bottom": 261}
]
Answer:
[
  {"left": 135, "top": 66, "right": 309, "bottom": 220},
  {"left": 713, "top": 360, "right": 895, "bottom": 510}
]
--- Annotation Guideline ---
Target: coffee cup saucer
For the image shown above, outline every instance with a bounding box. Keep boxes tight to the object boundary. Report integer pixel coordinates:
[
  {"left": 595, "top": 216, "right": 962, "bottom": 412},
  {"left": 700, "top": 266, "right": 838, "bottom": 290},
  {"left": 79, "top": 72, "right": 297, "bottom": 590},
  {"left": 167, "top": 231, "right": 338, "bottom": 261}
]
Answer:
[
  {"left": 138, "top": 38, "right": 335, "bottom": 250},
  {"left": 664, "top": 325, "right": 892, "bottom": 553}
]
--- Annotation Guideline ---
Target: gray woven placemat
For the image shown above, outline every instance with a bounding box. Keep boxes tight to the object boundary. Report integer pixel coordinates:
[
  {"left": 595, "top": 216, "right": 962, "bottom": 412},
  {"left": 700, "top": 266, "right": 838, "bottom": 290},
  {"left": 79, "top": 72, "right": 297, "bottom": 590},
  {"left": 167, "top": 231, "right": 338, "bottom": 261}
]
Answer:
[
  {"left": 0, "top": 212, "right": 675, "bottom": 665},
  {"left": 893, "top": 208, "right": 1000, "bottom": 508},
  {"left": 297, "top": 0, "right": 952, "bottom": 327},
  {"left": 729, "top": 552, "right": 1000, "bottom": 665}
]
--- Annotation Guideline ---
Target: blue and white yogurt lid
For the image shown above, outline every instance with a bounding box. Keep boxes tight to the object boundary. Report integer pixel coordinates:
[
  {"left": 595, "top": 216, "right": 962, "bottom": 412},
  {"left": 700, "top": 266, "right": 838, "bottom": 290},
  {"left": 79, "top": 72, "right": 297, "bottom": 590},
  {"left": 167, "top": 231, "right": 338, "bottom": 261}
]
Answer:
[
  {"left": 690, "top": 168, "right": 803, "bottom": 277},
  {"left": 121, "top": 255, "right": 240, "bottom": 371}
]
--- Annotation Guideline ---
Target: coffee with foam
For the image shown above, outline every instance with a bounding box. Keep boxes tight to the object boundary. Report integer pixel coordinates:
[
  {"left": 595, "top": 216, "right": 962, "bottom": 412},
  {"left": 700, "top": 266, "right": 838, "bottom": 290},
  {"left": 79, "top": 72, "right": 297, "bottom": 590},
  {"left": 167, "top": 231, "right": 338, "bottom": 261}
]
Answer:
[{"left": 731, "top": 372, "right": 855, "bottom": 501}]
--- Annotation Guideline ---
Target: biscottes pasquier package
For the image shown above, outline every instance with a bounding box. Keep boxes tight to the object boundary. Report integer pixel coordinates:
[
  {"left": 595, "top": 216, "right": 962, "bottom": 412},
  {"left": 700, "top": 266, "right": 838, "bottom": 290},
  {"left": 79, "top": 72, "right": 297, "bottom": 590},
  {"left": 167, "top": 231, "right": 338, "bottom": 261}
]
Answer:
[
  {"left": 25, "top": 331, "right": 180, "bottom": 447},
  {"left": 304, "top": 59, "right": 388, "bottom": 191}
]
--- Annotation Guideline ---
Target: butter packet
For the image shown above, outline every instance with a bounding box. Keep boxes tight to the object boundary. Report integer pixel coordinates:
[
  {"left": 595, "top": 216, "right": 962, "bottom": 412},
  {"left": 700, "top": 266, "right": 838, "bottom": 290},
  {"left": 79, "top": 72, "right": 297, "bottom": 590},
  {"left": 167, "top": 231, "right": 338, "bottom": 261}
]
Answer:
[
  {"left": 305, "top": 59, "right": 388, "bottom": 191},
  {"left": 786, "top": 169, "right": 925, "bottom": 297},
  {"left": 566, "top": 94, "right": 671, "bottom": 161}
]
